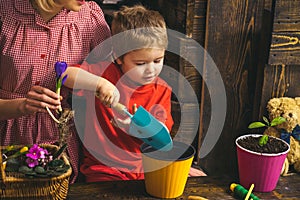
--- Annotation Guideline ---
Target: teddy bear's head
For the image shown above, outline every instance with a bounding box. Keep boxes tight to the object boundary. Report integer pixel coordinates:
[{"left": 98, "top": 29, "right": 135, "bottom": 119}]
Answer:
[
  {"left": 266, "top": 97, "right": 300, "bottom": 174},
  {"left": 267, "top": 97, "right": 300, "bottom": 133}
]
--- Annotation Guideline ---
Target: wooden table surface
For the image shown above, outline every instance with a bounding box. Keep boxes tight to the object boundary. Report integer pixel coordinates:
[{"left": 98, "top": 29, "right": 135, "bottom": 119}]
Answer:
[{"left": 67, "top": 174, "right": 300, "bottom": 199}]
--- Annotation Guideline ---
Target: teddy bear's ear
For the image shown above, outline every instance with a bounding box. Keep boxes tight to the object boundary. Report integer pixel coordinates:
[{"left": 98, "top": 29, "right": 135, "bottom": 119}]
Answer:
[
  {"left": 295, "top": 97, "right": 300, "bottom": 106},
  {"left": 267, "top": 98, "right": 281, "bottom": 110}
]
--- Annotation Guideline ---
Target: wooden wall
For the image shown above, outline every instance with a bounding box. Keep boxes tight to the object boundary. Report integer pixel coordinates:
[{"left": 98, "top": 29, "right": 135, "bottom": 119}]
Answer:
[
  {"left": 117, "top": 0, "right": 298, "bottom": 178},
  {"left": 97, "top": 0, "right": 300, "bottom": 179},
  {"left": 259, "top": 0, "right": 300, "bottom": 118},
  {"left": 201, "top": 0, "right": 265, "bottom": 176},
  {"left": 147, "top": 0, "right": 267, "bottom": 177}
]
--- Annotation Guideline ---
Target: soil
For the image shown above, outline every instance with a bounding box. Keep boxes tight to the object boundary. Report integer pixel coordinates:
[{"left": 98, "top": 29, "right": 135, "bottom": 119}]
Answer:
[{"left": 237, "top": 135, "right": 289, "bottom": 154}]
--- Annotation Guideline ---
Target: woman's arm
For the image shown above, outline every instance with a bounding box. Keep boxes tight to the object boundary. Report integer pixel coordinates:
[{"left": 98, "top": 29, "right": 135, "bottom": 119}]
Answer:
[{"left": 0, "top": 85, "right": 61, "bottom": 120}]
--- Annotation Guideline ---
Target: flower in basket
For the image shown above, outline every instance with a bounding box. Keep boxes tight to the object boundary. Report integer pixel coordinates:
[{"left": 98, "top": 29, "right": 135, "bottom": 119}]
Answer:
[{"left": 1, "top": 144, "right": 69, "bottom": 178}]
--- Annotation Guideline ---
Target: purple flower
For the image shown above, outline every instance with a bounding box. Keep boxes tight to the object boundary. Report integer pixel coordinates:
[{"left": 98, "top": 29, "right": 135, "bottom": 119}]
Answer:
[
  {"left": 61, "top": 74, "right": 68, "bottom": 85},
  {"left": 39, "top": 148, "right": 48, "bottom": 159},
  {"left": 26, "top": 144, "right": 48, "bottom": 160},
  {"left": 54, "top": 61, "right": 68, "bottom": 113},
  {"left": 54, "top": 61, "right": 68, "bottom": 79},
  {"left": 26, "top": 157, "right": 39, "bottom": 168}
]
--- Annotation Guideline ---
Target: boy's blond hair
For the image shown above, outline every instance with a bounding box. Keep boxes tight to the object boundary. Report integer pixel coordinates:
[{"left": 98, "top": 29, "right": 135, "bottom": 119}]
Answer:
[{"left": 111, "top": 5, "right": 168, "bottom": 58}]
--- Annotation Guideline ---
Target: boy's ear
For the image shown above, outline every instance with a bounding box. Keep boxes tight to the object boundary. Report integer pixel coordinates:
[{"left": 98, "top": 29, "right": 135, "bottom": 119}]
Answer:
[
  {"left": 112, "top": 52, "right": 122, "bottom": 65},
  {"left": 115, "top": 58, "right": 122, "bottom": 65}
]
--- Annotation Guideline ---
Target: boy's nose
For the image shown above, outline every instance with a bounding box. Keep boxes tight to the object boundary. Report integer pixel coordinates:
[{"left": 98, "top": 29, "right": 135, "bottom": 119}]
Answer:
[{"left": 145, "top": 63, "right": 155, "bottom": 72}]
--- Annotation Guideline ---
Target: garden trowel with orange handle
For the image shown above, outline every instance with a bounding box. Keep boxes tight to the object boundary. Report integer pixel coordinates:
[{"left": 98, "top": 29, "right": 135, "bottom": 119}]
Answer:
[{"left": 112, "top": 103, "right": 173, "bottom": 151}]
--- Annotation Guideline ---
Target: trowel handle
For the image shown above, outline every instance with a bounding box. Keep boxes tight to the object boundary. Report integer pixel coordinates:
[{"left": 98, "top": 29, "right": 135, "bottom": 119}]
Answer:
[{"left": 112, "top": 103, "right": 133, "bottom": 118}]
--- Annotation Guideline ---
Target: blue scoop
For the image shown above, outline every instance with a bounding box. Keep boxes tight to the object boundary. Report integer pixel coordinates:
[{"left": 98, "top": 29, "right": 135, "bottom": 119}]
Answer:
[{"left": 113, "top": 103, "right": 173, "bottom": 151}]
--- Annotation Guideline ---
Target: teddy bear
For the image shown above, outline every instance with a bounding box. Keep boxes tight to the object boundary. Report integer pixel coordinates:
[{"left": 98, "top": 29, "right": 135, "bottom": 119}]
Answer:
[{"left": 264, "top": 97, "right": 300, "bottom": 175}]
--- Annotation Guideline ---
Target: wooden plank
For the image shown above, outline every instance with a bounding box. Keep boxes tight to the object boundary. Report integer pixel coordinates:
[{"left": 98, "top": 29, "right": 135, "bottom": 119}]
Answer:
[
  {"left": 264, "top": 0, "right": 273, "bottom": 11},
  {"left": 160, "top": 0, "right": 206, "bottom": 161},
  {"left": 268, "top": 0, "right": 300, "bottom": 65},
  {"left": 68, "top": 175, "right": 300, "bottom": 199},
  {"left": 272, "top": 0, "right": 300, "bottom": 32},
  {"left": 252, "top": 1, "right": 275, "bottom": 119},
  {"left": 186, "top": 0, "right": 196, "bottom": 37},
  {"left": 178, "top": 37, "right": 202, "bottom": 102},
  {"left": 190, "top": 0, "right": 207, "bottom": 45},
  {"left": 260, "top": 0, "right": 300, "bottom": 117},
  {"left": 201, "top": 0, "right": 265, "bottom": 176},
  {"left": 154, "top": 0, "right": 188, "bottom": 34},
  {"left": 259, "top": 64, "right": 300, "bottom": 117},
  {"left": 171, "top": 101, "right": 200, "bottom": 144},
  {"left": 269, "top": 32, "right": 300, "bottom": 65}
]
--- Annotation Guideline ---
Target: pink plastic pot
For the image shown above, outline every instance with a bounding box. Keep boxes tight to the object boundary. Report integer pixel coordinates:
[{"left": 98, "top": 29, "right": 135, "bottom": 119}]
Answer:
[{"left": 236, "top": 134, "right": 290, "bottom": 192}]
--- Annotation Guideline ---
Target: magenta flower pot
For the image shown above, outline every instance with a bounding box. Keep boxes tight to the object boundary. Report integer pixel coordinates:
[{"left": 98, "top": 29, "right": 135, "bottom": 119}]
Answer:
[{"left": 236, "top": 134, "right": 290, "bottom": 192}]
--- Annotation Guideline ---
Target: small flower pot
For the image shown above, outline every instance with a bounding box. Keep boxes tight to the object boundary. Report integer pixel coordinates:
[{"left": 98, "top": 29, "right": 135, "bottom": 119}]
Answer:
[
  {"left": 141, "top": 141, "right": 195, "bottom": 199},
  {"left": 236, "top": 134, "right": 290, "bottom": 192}
]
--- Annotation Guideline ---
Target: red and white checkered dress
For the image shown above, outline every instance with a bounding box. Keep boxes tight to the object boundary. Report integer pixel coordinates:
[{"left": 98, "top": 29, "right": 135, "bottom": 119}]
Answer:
[{"left": 0, "top": 0, "right": 111, "bottom": 183}]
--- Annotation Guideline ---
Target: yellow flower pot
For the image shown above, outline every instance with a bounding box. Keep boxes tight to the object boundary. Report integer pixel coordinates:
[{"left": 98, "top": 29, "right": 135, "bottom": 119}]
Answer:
[{"left": 141, "top": 141, "right": 195, "bottom": 199}]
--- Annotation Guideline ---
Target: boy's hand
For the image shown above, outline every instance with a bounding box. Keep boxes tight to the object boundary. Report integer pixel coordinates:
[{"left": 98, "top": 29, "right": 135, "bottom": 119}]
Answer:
[
  {"left": 110, "top": 117, "right": 131, "bottom": 129},
  {"left": 96, "top": 78, "right": 120, "bottom": 107},
  {"left": 110, "top": 104, "right": 137, "bottom": 130}
]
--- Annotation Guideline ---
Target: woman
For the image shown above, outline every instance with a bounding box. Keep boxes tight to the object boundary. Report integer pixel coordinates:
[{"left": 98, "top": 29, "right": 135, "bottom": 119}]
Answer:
[{"left": 0, "top": 0, "right": 116, "bottom": 183}]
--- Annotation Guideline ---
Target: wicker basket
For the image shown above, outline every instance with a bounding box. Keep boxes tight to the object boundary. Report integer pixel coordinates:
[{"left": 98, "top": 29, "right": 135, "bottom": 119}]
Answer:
[{"left": 0, "top": 144, "right": 72, "bottom": 199}]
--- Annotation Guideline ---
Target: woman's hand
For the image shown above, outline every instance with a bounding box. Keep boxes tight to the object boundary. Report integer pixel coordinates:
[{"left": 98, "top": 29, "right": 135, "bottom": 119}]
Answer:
[
  {"left": 21, "top": 85, "right": 61, "bottom": 114},
  {"left": 0, "top": 85, "right": 61, "bottom": 120}
]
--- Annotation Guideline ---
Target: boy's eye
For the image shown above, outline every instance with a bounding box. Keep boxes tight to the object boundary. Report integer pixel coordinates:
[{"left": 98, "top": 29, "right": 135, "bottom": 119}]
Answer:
[
  {"left": 136, "top": 62, "right": 145, "bottom": 66},
  {"left": 154, "top": 59, "right": 162, "bottom": 64}
]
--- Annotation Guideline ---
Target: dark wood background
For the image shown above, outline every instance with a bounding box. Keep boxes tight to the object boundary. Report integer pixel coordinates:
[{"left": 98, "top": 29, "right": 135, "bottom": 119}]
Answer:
[
  {"left": 144, "top": 0, "right": 266, "bottom": 177},
  {"left": 259, "top": 0, "right": 300, "bottom": 117},
  {"left": 98, "top": 0, "right": 300, "bottom": 178}
]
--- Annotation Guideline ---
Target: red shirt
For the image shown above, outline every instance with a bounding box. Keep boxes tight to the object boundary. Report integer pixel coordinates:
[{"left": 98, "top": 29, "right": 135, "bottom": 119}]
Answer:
[
  {"left": 0, "top": 0, "right": 111, "bottom": 183},
  {"left": 79, "top": 61, "right": 174, "bottom": 182}
]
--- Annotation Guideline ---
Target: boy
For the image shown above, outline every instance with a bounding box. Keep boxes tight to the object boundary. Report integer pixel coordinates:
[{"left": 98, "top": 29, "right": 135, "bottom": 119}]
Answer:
[
  {"left": 79, "top": 5, "right": 172, "bottom": 182},
  {"left": 65, "top": 5, "right": 204, "bottom": 182}
]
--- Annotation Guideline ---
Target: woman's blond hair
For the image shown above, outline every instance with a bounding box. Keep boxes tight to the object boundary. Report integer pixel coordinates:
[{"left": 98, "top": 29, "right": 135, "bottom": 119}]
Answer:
[
  {"left": 111, "top": 5, "right": 168, "bottom": 57},
  {"left": 31, "top": 0, "right": 61, "bottom": 13}
]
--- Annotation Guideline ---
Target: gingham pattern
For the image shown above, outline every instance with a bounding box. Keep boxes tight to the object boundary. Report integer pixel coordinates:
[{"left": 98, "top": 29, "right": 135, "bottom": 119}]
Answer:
[{"left": 0, "top": 0, "right": 111, "bottom": 183}]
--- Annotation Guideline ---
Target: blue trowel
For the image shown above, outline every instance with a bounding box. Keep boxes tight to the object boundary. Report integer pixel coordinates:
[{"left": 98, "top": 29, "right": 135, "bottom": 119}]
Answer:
[{"left": 112, "top": 103, "right": 173, "bottom": 151}]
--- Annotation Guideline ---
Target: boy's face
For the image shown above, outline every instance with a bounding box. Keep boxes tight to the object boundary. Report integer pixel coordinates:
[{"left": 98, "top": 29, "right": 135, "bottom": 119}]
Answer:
[{"left": 117, "top": 48, "right": 165, "bottom": 85}]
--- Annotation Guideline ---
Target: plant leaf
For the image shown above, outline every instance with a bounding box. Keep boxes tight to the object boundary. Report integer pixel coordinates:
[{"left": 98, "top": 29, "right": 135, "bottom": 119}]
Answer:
[
  {"left": 248, "top": 122, "right": 267, "bottom": 129},
  {"left": 259, "top": 135, "right": 269, "bottom": 146},
  {"left": 52, "top": 144, "right": 67, "bottom": 160},
  {"left": 270, "top": 116, "right": 286, "bottom": 127},
  {"left": 262, "top": 116, "right": 270, "bottom": 126}
]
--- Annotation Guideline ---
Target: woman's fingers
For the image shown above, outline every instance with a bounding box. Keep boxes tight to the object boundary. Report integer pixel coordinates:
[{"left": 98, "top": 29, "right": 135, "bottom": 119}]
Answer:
[
  {"left": 25, "top": 97, "right": 60, "bottom": 110},
  {"left": 26, "top": 86, "right": 61, "bottom": 110},
  {"left": 30, "top": 85, "right": 60, "bottom": 100}
]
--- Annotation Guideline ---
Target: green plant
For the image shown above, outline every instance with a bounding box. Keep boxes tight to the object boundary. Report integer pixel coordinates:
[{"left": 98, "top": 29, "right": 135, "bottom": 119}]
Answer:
[{"left": 248, "top": 116, "right": 286, "bottom": 146}]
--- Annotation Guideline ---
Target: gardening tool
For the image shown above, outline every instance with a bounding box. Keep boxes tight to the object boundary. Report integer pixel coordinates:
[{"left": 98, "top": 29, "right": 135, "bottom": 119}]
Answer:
[{"left": 112, "top": 103, "right": 173, "bottom": 151}]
